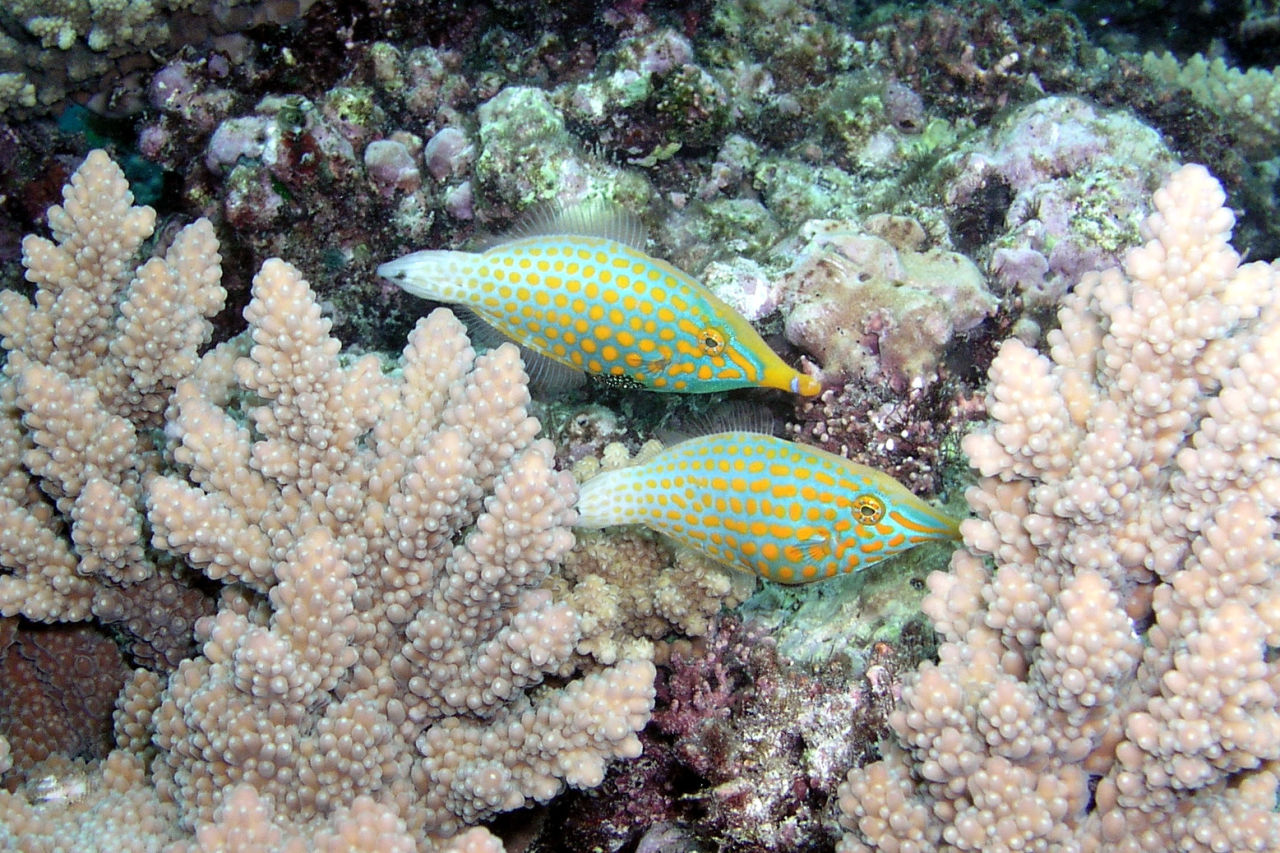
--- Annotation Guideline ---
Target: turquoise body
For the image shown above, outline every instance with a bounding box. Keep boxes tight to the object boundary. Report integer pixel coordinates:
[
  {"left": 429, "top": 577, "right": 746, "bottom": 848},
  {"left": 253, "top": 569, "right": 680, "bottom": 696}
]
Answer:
[
  {"left": 379, "top": 229, "right": 820, "bottom": 396},
  {"left": 575, "top": 432, "right": 961, "bottom": 584}
]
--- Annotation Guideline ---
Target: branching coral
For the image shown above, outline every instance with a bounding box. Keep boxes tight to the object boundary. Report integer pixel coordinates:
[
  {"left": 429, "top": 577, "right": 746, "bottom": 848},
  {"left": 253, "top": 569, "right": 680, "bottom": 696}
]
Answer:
[
  {"left": 0, "top": 149, "right": 656, "bottom": 850},
  {"left": 143, "top": 256, "right": 656, "bottom": 845},
  {"left": 0, "top": 149, "right": 221, "bottom": 669},
  {"left": 1142, "top": 51, "right": 1280, "bottom": 159},
  {"left": 837, "top": 164, "right": 1280, "bottom": 850}
]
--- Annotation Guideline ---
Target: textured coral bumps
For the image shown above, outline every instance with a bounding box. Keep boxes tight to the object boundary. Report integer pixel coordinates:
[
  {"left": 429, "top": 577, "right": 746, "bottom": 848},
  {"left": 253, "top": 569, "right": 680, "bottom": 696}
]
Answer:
[
  {"left": 145, "top": 260, "right": 657, "bottom": 845},
  {"left": 0, "top": 150, "right": 655, "bottom": 850},
  {"left": 837, "top": 165, "right": 1280, "bottom": 851},
  {"left": 0, "top": 149, "right": 223, "bottom": 666}
]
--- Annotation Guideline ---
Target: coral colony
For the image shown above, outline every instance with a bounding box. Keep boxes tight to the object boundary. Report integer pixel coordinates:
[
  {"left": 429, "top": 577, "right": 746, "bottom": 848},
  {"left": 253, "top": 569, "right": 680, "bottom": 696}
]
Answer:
[{"left": 1, "top": 1, "right": 1279, "bottom": 850}]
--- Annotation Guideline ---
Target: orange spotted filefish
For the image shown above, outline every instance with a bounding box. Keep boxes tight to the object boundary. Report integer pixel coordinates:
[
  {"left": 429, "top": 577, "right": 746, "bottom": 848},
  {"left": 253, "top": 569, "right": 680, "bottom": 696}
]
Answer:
[
  {"left": 575, "top": 431, "right": 960, "bottom": 584},
  {"left": 377, "top": 203, "right": 821, "bottom": 396}
]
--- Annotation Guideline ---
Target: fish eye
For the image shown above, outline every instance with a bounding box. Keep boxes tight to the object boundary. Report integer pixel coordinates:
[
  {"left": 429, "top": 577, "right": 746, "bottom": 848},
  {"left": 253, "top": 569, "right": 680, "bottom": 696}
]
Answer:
[
  {"left": 700, "top": 327, "right": 726, "bottom": 355},
  {"left": 852, "top": 494, "right": 886, "bottom": 525}
]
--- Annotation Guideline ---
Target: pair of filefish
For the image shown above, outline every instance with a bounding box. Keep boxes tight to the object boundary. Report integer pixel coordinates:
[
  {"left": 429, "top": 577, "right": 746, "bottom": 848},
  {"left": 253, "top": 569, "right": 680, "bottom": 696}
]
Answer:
[{"left": 379, "top": 203, "right": 960, "bottom": 583}]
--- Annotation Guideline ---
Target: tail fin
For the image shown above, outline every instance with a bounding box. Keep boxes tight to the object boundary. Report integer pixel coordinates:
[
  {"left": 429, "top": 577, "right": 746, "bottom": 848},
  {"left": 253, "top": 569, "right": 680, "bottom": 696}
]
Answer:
[
  {"left": 574, "top": 468, "right": 633, "bottom": 529},
  {"left": 377, "top": 250, "right": 475, "bottom": 302}
]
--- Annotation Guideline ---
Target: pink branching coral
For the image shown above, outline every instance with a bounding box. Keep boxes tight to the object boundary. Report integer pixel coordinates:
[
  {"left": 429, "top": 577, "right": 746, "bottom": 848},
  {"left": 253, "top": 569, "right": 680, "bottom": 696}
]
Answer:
[
  {"left": 0, "top": 150, "right": 656, "bottom": 850},
  {"left": 837, "top": 164, "right": 1280, "bottom": 850},
  {"left": 0, "top": 149, "right": 221, "bottom": 669},
  {"left": 142, "top": 257, "right": 655, "bottom": 846}
]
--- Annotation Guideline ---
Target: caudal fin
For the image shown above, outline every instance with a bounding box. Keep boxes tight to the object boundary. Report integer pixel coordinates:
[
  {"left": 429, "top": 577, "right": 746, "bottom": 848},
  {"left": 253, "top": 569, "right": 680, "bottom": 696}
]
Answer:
[
  {"left": 574, "top": 468, "right": 636, "bottom": 529},
  {"left": 377, "top": 250, "right": 475, "bottom": 302}
]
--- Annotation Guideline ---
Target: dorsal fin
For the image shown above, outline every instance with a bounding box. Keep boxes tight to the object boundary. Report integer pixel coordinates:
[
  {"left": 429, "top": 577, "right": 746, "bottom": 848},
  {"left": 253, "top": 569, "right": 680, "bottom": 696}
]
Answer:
[
  {"left": 489, "top": 198, "right": 649, "bottom": 251},
  {"left": 657, "top": 400, "right": 782, "bottom": 445}
]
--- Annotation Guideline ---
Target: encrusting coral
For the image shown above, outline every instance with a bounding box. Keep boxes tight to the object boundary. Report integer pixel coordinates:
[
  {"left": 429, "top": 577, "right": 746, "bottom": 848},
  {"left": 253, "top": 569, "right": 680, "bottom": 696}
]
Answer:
[
  {"left": 837, "top": 164, "right": 1280, "bottom": 850},
  {"left": 0, "top": 150, "right": 655, "bottom": 850},
  {"left": 0, "top": 0, "right": 321, "bottom": 115},
  {"left": 0, "top": 617, "right": 130, "bottom": 782},
  {"left": 777, "top": 213, "right": 996, "bottom": 391}
]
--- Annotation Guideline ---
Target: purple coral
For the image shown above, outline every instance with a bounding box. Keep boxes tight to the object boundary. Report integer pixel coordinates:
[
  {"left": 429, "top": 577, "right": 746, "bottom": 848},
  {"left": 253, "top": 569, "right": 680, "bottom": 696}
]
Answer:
[
  {"left": 422, "top": 126, "right": 475, "bottom": 181},
  {"left": 363, "top": 138, "right": 422, "bottom": 195},
  {"left": 149, "top": 59, "right": 236, "bottom": 132},
  {"left": 777, "top": 216, "right": 996, "bottom": 391},
  {"left": 547, "top": 616, "right": 901, "bottom": 851},
  {"left": 205, "top": 115, "right": 276, "bottom": 175},
  {"left": 944, "top": 96, "right": 1178, "bottom": 310}
]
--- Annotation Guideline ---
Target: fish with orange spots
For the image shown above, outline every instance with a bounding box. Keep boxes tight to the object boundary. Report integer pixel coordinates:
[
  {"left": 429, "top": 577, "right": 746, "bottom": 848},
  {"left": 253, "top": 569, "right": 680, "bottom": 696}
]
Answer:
[
  {"left": 575, "top": 431, "right": 960, "bottom": 584},
  {"left": 378, "top": 203, "right": 820, "bottom": 396}
]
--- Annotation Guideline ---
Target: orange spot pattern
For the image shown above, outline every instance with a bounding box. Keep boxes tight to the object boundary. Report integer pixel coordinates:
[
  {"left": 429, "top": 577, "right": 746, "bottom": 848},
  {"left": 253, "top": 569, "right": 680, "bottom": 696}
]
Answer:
[
  {"left": 464, "top": 236, "right": 818, "bottom": 396},
  {"left": 583, "top": 432, "right": 960, "bottom": 584}
]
